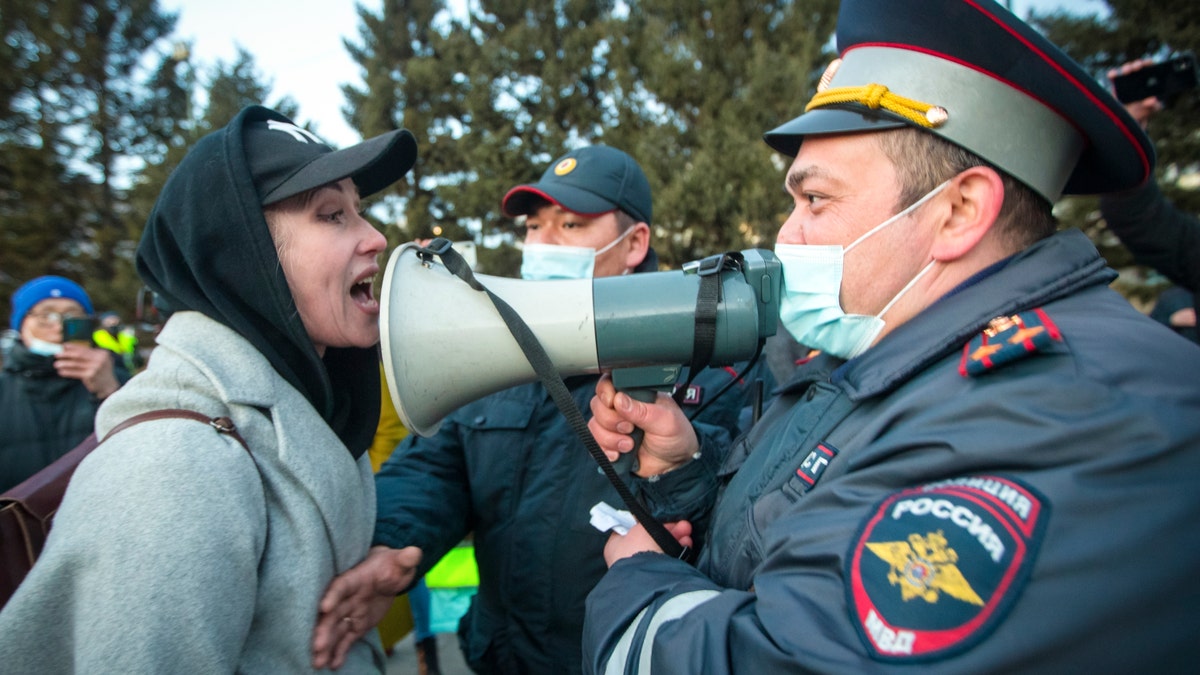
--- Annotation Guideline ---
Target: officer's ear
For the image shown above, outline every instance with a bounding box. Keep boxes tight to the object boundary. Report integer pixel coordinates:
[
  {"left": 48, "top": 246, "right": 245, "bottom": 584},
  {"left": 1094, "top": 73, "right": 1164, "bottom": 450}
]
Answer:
[
  {"left": 622, "top": 222, "right": 651, "bottom": 271},
  {"left": 930, "top": 166, "right": 1005, "bottom": 262}
]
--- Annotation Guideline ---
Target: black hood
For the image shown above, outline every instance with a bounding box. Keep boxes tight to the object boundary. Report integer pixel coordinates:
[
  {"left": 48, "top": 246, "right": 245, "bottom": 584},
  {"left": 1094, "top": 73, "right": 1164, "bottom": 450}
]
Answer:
[{"left": 136, "top": 106, "right": 379, "bottom": 458}]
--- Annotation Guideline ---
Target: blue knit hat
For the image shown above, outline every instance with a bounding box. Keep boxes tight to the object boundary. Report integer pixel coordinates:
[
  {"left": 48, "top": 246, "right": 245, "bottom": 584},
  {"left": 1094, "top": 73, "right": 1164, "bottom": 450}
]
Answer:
[{"left": 9, "top": 276, "right": 94, "bottom": 330}]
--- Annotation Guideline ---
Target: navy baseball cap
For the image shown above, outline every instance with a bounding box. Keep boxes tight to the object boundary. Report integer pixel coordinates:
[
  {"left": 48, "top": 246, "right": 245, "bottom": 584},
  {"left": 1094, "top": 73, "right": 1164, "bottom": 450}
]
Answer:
[
  {"left": 501, "top": 145, "right": 653, "bottom": 224},
  {"left": 243, "top": 112, "right": 417, "bottom": 206},
  {"left": 763, "top": 0, "right": 1154, "bottom": 202}
]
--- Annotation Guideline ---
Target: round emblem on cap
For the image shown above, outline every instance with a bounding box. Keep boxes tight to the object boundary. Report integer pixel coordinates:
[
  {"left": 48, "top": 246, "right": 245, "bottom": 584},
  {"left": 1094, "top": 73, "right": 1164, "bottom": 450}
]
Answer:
[
  {"left": 554, "top": 158, "right": 577, "bottom": 176},
  {"left": 925, "top": 106, "right": 949, "bottom": 127}
]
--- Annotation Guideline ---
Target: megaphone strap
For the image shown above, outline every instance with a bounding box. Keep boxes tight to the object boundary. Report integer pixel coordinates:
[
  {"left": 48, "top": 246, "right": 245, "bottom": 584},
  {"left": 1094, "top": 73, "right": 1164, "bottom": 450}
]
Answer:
[
  {"left": 674, "top": 252, "right": 744, "bottom": 409},
  {"left": 416, "top": 238, "right": 693, "bottom": 562}
]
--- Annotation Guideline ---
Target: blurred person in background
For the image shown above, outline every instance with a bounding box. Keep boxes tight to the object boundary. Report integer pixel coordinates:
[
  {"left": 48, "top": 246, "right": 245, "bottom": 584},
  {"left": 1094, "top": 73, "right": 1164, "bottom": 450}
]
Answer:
[
  {"left": 1100, "top": 58, "right": 1200, "bottom": 342},
  {"left": 0, "top": 275, "right": 128, "bottom": 492},
  {"left": 92, "top": 311, "right": 144, "bottom": 372}
]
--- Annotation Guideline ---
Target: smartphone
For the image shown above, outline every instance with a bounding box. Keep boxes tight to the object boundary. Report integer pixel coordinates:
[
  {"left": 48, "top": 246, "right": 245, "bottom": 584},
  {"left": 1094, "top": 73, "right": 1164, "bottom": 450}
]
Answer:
[
  {"left": 1112, "top": 55, "right": 1199, "bottom": 103},
  {"left": 62, "top": 316, "right": 97, "bottom": 345}
]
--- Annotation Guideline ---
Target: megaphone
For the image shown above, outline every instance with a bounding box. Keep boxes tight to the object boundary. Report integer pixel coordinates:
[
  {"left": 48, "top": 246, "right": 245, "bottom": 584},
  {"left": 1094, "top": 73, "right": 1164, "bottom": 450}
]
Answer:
[{"left": 379, "top": 242, "right": 781, "bottom": 436}]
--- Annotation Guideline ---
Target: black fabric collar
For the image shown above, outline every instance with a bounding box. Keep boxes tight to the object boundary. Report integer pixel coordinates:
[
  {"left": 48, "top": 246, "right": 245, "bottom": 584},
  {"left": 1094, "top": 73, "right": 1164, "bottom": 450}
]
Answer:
[{"left": 3, "top": 342, "right": 58, "bottom": 378}]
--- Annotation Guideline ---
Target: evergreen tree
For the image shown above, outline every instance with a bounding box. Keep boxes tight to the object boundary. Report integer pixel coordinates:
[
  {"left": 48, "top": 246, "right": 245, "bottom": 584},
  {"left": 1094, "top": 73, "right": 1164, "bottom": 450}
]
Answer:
[
  {"left": 346, "top": 0, "right": 838, "bottom": 275},
  {"left": 606, "top": 0, "right": 838, "bottom": 264},
  {"left": 0, "top": 0, "right": 181, "bottom": 321}
]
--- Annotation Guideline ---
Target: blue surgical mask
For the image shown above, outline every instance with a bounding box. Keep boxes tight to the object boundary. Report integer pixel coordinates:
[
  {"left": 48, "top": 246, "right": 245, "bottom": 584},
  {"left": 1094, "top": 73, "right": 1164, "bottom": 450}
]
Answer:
[
  {"left": 520, "top": 225, "right": 635, "bottom": 280},
  {"left": 776, "top": 181, "right": 948, "bottom": 359},
  {"left": 26, "top": 337, "right": 64, "bottom": 357}
]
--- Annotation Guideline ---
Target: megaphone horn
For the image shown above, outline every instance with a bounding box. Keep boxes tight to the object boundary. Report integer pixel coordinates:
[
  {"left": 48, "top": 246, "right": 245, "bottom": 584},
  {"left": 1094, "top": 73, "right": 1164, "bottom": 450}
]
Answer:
[{"left": 380, "top": 242, "right": 780, "bottom": 436}]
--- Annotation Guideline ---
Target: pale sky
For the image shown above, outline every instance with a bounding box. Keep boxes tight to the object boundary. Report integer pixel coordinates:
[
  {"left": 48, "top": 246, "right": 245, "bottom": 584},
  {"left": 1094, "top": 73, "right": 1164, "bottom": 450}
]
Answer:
[
  {"left": 162, "top": 0, "right": 1107, "bottom": 149},
  {"left": 161, "top": 0, "right": 384, "bottom": 147}
]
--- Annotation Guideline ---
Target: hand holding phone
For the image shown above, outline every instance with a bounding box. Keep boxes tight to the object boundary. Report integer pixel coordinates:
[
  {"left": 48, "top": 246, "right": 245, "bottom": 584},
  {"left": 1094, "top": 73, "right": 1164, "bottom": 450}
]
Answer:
[
  {"left": 62, "top": 316, "right": 97, "bottom": 345},
  {"left": 1112, "top": 55, "right": 1198, "bottom": 104}
]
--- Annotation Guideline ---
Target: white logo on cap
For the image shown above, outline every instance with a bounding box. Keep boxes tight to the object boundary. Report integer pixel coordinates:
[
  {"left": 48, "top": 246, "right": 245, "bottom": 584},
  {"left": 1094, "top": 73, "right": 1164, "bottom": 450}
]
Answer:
[{"left": 266, "top": 119, "right": 324, "bottom": 144}]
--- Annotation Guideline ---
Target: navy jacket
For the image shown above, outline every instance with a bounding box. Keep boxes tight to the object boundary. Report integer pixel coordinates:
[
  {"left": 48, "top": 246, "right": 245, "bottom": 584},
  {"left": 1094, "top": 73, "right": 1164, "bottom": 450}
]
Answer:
[{"left": 584, "top": 229, "right": 1200, "bottom": 674}]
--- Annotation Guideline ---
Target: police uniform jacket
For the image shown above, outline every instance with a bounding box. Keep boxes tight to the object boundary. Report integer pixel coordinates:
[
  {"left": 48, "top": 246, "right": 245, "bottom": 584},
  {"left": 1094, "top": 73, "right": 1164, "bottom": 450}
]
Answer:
[
  {"left": 584, "top": 229, "right": 1200, "bottom": 674},
  {"left": 373, "top": 250, "right": 773, "bottom": 675}
]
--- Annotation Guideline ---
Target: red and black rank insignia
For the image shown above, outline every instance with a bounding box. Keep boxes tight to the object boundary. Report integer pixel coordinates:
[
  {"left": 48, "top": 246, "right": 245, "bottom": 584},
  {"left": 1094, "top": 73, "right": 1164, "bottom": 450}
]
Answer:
[
  {"left": 958, "top": 308, "right": 1062, "bottom": 377},
  {"left": 796, "top": 443, "right": 838, "bottom": 490},
  {"left": 847, "top": 475, "right": 1048, "bottom": 661}
]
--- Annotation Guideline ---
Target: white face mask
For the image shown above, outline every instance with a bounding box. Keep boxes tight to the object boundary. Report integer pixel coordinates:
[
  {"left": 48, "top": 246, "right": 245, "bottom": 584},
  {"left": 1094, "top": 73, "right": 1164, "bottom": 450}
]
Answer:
[
  {"left": 26, "top": 337, "right": 64, "bottom": 357},
  {"left": 776, "top": 180, "right": 948, "bottom": 359},
  {"left": 520, "top": 224, "right": 635, "bottom": 280}
]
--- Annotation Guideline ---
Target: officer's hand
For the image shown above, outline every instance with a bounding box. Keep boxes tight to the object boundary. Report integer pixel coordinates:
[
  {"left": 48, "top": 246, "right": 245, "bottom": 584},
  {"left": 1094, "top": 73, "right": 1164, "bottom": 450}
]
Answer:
[
  {"left": 589, "top": 373, "right": 699, "bottom": 477},
  {"left": 55, "top": 343, "right": 120, "bottom": 399},
  {"left": 311, "top": 545, "right": 422, "bottom": 670},
  {"left": 604, "top": 521, "right": 693, "bottom": 567},
  {"left": 1108, "top": 59, "right": 1164, "bottom": 128}
]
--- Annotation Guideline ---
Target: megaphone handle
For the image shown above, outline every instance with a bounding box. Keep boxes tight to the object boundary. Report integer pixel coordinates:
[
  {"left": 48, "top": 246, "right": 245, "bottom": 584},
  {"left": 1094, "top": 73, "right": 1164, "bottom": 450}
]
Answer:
[
  {"left": 621, "top": 388, "right": 659, "bottom": 457},
  {"left": 428, "top": 241, "right": 690, "bottom": 561}
]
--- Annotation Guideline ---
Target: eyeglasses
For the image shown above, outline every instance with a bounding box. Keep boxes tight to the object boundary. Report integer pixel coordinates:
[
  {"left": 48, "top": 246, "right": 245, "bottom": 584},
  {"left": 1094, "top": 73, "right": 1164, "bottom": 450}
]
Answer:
[{"left": 27, "top": 311, "right": 89, "bottom": 325}]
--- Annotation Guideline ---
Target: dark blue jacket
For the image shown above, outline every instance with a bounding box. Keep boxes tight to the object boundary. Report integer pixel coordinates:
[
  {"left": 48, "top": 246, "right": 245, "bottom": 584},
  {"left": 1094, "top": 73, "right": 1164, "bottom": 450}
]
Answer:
[{"left": 584, "top": 229, "right": 1200, "bottom": 674}]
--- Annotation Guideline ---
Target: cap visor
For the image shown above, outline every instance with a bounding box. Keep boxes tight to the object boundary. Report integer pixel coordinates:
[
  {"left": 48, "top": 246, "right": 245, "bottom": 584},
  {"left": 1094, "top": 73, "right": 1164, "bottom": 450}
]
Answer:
[
  {"left": 262, "top": 128, "right": 417, "bottom": 204},
  {"left": 763, "top": 107, "right": 908, "bottom": 156},
  {"left": 501, "top": 183, "right": 616, "bottom": 218}
]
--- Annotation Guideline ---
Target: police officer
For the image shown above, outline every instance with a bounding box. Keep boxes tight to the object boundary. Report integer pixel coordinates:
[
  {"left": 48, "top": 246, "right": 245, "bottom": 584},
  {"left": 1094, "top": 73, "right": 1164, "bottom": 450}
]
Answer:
[
  {"left": 583, "top": 0, "right": 1200, "bottom": 672},
  {"left": 92, "top": 311, "right": 143, "bottom": 372}
]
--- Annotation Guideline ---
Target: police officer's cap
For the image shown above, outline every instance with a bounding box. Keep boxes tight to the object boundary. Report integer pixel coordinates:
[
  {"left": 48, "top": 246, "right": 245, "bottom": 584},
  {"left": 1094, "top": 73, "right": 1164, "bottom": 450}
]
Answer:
[{"left": 763, "top": 0, "right": 1154, "bottom": 202}]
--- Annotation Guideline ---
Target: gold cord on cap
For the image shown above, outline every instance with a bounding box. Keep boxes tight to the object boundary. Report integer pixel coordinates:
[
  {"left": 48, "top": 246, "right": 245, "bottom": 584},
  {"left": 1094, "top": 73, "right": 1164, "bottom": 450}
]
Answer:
[{"left": 806, "top": 83, "right": 949, "bottom": 128}]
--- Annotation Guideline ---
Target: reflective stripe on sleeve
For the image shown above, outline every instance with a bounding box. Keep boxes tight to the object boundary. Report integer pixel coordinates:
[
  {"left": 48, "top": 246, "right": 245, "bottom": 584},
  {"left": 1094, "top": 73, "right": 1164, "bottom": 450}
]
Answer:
[{"left": 605, "top": 590, "right": 721, "bottom": 675}]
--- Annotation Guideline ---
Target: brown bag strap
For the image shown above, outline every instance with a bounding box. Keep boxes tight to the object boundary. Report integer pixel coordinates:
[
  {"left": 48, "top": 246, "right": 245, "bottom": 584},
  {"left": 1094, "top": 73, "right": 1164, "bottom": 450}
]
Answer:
[
  {"left": 101, "top": 409, "right": 249, "bottom": 451},
  {"left": 4, "top": 410, "right": 250, "bottom": 518}
]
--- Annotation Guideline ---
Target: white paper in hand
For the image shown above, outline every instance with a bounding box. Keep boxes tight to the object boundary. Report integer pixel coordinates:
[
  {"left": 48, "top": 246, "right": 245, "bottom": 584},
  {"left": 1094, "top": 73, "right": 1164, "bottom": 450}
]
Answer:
[{"left": 589, "top": 501, "right": 636, "bottom": 535}]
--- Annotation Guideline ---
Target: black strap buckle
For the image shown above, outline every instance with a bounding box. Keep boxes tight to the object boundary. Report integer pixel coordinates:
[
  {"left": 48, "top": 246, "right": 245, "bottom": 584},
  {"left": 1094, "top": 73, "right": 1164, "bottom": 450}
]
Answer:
[
  {"left": 695, "top": 252, "right": 727, "bottom": 277},
  {"left": 417, "top": 237, "right": 454, "bottom": 263}
]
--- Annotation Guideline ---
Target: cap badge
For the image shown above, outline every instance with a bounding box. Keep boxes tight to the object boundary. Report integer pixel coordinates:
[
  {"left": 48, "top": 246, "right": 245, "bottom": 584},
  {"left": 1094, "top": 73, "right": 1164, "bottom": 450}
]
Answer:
[
  {"left": 816, "top": 58, "right": 842, "bottom": 93},
  {"left": 554, "top": 158, "right": 577, "bottom": 176},
  {"left": 806, "top": 83, "right": 949, "bottom": 129}
]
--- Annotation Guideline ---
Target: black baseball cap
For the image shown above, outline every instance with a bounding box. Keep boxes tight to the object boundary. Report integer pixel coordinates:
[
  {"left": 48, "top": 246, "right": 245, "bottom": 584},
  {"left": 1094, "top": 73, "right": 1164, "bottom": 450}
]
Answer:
[
  {"left": 244, "top": 113, "right": 418, "bottom": 206},
  {"left": 501, "top": 145, "right": 652, "bottom": 224},
  {"left": 762, "top": 0, "right": 1153, "bottom": 202}
]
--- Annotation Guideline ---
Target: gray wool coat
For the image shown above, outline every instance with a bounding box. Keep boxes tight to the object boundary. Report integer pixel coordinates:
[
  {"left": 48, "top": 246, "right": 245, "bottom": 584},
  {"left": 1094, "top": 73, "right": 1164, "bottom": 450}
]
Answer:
[{"left": 0, "top": 311, "right": 385, "bottom": 673}]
